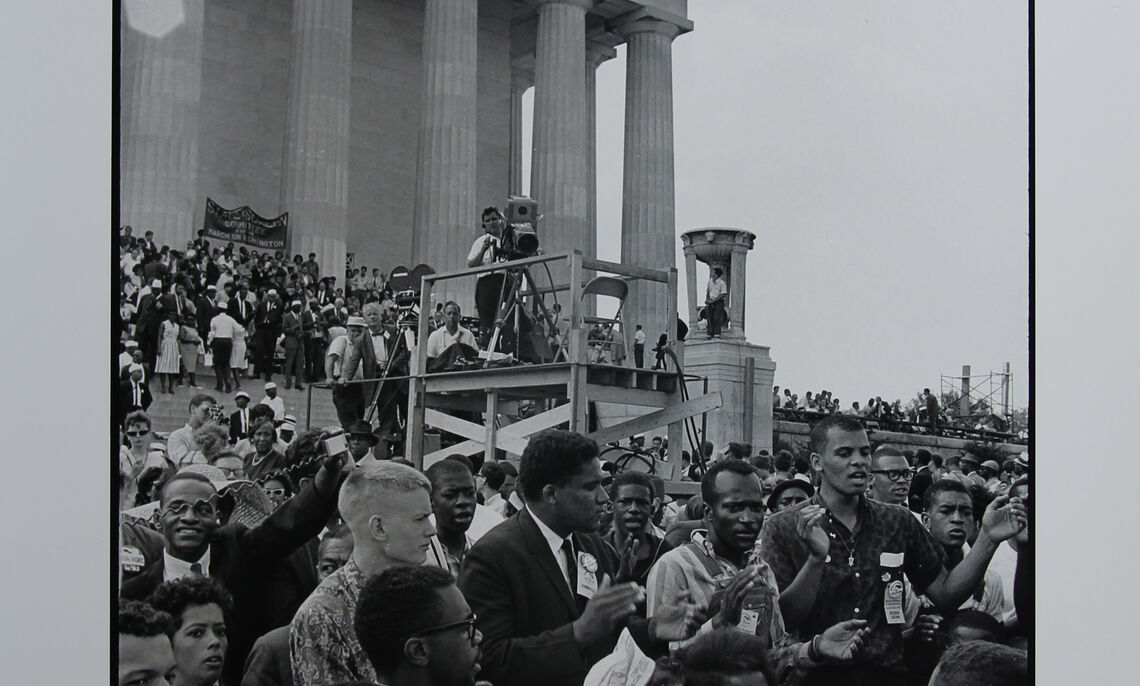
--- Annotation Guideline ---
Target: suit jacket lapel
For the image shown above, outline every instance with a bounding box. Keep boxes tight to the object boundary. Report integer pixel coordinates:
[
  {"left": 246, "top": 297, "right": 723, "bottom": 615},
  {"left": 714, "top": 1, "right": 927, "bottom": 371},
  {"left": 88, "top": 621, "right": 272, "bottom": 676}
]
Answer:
[{"left": 519, "top": 509, "right": 577, "bottom": 616}]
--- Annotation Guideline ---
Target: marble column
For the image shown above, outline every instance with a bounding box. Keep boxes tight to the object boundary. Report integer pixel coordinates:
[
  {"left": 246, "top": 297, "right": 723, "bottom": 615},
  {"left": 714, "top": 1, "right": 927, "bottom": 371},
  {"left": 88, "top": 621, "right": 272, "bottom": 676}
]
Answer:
[
  {"left": 617, "top": 17, "right": 681, "bottom": 342},
  {"left": 280, "top": 0, "right": 352, "bottom": 286},
  {"left": 120, "top": 0, "right": 205, "bottom": 249},
  {"left": 509, "top": 74, "right": 528, "bottom": 197},
  {"left": 413, "top": 0, "right": 479, "bottom": 304},
  {"left": 584, "top": 42, "right": 615, "bottom": 261},
  {"left": 729, "top": 243, "right": 747, "bottom": 338},
  {"left": 531, "top": 0, "right": 592, "bottom": 277}
]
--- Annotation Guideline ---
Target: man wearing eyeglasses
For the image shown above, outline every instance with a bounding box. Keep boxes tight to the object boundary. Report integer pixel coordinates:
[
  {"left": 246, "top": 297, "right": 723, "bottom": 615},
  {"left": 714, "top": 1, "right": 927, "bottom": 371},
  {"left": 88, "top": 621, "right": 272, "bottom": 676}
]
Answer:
[
  {"left": 121, "top": 443, "right": 347, "bottom": 686},
  {"left": 868, "top": 447, "right": 915, "bottom": 511},
  {"left": 355, "top": 566, "right": 489, "bottom": 686}
]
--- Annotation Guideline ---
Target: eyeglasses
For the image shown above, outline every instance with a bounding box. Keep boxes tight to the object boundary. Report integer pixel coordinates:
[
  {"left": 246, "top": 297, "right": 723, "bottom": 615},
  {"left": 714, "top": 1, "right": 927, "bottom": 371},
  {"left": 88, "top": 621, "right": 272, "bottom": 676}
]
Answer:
[
  {"left": 218, "top": 468, "right": 245, "bottom": 479},
  {"left": 262, "top": 488, "right": 287, "bottom": 497},
  {"left": 403, "top": 614, "right": 478, "bottom": 645},
  {"left": 162, "top": 500, "right": 217, "bottom": 519},
  {"left": 872, "top": 469, "right": 914, "bottom": 482},
  {"left": 125, "top": 430, "right": 148, "bottom": 437}
]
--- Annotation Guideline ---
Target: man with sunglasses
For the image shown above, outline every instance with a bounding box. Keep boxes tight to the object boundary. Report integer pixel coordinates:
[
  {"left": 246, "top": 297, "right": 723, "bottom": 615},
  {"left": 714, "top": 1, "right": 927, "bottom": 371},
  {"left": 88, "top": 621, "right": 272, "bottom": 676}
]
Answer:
[
  {"left": 354, "top": 566, "right": 490, "bottom": 686},
  {"left": 121, "top": 443, "right": 348, "bottom": 686}
]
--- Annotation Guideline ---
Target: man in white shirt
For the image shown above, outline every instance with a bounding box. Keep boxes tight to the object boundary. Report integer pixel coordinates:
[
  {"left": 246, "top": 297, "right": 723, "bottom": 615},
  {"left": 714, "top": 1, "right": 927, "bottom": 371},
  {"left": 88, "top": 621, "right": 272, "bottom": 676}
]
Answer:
[
  {"left": 705, "top": 266, "right": 727, "bottom": 338},
  {"left": 166, "top": 394, "right": 218, "bottom": 467},
  {"left": 362, "top": 301, "right": 391, "bottom": 370},
  {"left": 120, "top": 340, "right": 139, "bottom": 375},
  {"left": 260, "top": 382, "right": 286, "bottom": 421},
  {"left": 469, "top": 207, "right": 507, "bottom": 345},
  {"left": 633, "top": 325, "right": 647, "bottom": 368},
  {"left": 208, "top": 307, "right": 240, "bottom": 393},
  {"left": 424, "top": 301, "right": 478, "bottom": 365},
  {"left": 326, "top": 315, "right": 375, "bottom": 428}
]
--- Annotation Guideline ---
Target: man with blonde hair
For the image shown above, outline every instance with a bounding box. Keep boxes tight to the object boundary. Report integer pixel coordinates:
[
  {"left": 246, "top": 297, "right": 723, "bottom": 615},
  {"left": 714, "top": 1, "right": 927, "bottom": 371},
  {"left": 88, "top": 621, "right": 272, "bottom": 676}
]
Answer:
[{"left": 290, "top": 461, "right": 437, "bottom": 686}]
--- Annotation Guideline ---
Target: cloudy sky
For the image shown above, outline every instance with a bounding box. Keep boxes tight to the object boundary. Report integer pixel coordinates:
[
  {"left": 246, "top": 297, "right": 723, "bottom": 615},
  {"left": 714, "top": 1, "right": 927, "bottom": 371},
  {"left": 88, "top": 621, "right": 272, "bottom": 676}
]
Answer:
[{"left": 526, "top": 1, "right": 1029, "bottom": 408}]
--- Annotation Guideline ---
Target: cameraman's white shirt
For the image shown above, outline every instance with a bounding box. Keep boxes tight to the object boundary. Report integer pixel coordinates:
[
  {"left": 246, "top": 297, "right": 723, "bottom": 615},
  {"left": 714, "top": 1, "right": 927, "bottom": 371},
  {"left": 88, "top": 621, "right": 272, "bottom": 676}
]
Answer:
[{"left": 468, "top": 233, "right": 500, "bottom": 266}]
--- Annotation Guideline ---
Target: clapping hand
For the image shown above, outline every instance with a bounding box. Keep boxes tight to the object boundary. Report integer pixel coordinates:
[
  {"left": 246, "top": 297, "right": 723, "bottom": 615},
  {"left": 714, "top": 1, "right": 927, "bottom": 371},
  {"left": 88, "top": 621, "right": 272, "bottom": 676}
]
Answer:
[
  {"left": 713, "top": 566, "right": 761, "bottom": 629},
  {"left": 796, "top": 504, "right": 830, "bottom": 560},
  {"left": 616, "top": 536, "right": 641, "bottom": 583},
  {"left": 572, "top": 575, "right": 645, "bottom": 643},
  {"left": 913, "top": 613, "right": 942, "bottom": 643},
  {"left": 649, "top": 593, "right": 706, "bottom": 642},
  {"left": 816, "top": 619, "right": 870, "bottom": 661},
  {"left": 981, "top": 492, "right": 1028, "bottom": 542}
]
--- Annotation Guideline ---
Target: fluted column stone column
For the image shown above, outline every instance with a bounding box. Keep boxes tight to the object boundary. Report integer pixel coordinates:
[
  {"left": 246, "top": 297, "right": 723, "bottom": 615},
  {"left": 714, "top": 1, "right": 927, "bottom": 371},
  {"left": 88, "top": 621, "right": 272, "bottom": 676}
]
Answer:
[
  {"left": 531, "top": 0, "right": 592, "bottom": 280},
  {"left": 281, "top": 0, "right": 352, "bottom": 284},
  {"left": 121, "top": 0, "right": 205, "bottom": 248},
  {"left": 509, "top": 73, "right": 529, "bottom": 197},
  {"left": 584, "top": 42, "right": 615, "bottom": 260},
  {"left": 413, "top": 0, "right": 479, "bottom": 304},
  {"left": 617, "top": 17, "right": 681, "bottom": 341}
]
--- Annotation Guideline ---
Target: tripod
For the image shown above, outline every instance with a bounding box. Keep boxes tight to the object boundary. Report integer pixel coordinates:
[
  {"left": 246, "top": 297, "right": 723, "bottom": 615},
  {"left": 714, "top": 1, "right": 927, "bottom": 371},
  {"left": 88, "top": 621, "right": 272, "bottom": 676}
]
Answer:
[
  {"left": 363, "top": 319, "right": 415, "bottom": 450},
  {"left": 483, "top": 263, "right": 559, "bottom": 368}
]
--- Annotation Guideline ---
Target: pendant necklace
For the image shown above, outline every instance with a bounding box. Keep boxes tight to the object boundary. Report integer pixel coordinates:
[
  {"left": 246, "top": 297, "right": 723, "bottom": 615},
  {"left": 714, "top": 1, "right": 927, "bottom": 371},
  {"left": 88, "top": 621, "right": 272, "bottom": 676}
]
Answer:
[{"left": 826, "top": 513, "right": 858, "bottom": 567}]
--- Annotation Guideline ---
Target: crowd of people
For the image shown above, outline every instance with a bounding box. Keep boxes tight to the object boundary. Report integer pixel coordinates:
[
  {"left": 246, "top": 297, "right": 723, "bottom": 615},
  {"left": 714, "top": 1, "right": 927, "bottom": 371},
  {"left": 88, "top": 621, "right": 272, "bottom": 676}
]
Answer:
[
  {"left": 117, "top": 229, "right": 1029, "bottom": 686},
  {"left": 773, "top": 387, "right": 1024, "bottom": 442},
  {"left": 117, "top": 402, "right": 1030, "bottom": 685}
]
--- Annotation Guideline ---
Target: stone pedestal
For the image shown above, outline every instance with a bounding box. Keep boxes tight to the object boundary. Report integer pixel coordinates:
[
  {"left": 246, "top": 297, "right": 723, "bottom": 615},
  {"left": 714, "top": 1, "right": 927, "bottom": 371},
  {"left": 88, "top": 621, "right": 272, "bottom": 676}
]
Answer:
[
  {"left": 616, "top": 17, "right": 682, "bottom": 341},
  {"left": 120, "top": 0, "right": 205, "bottom": 248},
  {"left": 681, "top": 228, "right": 756, "bottom": 340},
  {"left": 684, "top": 338, "right": 777, "bottom": 454},
  {"left": 530, "top": 0, "right": 591, "bottom": 284},
  {"left": 413, "top": 0, "right": 479, "bottom": 305},
  {"left": 281, "top": 0, "right": 353, "bottom": 283}
]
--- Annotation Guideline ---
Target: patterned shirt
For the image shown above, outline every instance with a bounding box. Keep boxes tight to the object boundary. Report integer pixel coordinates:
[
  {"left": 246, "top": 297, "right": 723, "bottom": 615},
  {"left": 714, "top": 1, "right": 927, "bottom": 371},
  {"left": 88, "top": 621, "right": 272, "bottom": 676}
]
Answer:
[
  {"left": 760, "top": 494, "right": 946, "bottom": 672},
  {"left": 289, "top": 557, "right": 376, "bottom": 686},
  {"left": 646, "top": 530, "right": 808, "bottom": 684}
]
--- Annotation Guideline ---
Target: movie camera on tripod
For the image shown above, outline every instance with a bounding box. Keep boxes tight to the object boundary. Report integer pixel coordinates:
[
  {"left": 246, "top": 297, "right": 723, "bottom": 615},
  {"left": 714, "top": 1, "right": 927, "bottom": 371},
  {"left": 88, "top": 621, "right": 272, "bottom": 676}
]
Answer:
[
  {"left": 386, "top": 263, "right": 436, "bottom": 325},
  {"left": 496, "top": 196, "right": 540, "bottom": 260}
]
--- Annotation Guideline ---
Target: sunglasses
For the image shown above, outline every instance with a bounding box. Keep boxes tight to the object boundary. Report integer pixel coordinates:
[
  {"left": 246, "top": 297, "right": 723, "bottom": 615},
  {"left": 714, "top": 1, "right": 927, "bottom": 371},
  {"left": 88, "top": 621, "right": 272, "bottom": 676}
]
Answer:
[
  {"left": 125, "top": 430, "right": 148, "bottom": 437},
  {"left": 262, "top": 488, "right": 287, "bottom": 497},
  {"left": 403, "top": 614, "right": 478, "bottom": 645}
]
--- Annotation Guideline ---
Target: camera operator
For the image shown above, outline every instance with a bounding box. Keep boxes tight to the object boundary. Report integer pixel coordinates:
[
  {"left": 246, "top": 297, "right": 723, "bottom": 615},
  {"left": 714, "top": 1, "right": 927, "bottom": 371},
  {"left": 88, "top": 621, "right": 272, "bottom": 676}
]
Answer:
[{"left": 469, "top": 207, "right": 508, "bottom": 347}]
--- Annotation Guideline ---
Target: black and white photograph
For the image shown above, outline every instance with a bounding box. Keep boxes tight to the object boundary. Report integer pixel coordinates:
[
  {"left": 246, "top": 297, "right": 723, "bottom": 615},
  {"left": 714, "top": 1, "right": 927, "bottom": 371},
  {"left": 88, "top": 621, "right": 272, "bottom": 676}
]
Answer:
[{"left": 5, "top": 1, "right": 1138, "bottom": 684}]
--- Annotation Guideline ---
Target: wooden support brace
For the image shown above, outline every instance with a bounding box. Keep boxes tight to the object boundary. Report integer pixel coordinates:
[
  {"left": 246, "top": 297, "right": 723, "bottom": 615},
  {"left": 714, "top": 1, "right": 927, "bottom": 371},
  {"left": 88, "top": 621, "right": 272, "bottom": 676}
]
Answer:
[{"left": 586, "top": 391, "right": 722, "bottom": 447}]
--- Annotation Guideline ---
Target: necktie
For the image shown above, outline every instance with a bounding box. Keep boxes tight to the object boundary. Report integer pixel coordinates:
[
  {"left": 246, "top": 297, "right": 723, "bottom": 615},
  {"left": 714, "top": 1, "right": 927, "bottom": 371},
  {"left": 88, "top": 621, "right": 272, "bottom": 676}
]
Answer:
[
  {"left": 242, "top": 409, "right": 248, "bottom": 434},
  {"left": 561, "top": 538, "right": 577, "bottom": 594},
  {"left": 190, "top": 563, "right": 204, "bottom": 576}
]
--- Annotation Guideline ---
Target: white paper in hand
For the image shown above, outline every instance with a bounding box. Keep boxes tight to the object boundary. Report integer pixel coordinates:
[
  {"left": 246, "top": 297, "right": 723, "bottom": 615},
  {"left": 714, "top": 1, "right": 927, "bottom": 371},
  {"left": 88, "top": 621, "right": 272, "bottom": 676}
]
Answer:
[{"left": 583, "top": 628, "right": 656, "bottom": 686}]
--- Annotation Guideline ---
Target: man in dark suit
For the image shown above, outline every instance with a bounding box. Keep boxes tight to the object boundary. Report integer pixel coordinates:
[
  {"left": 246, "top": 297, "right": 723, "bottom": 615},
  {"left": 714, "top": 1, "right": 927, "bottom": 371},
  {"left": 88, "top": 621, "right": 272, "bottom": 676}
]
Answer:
[
  {"left": 119, "top": 363, "right": 153, "bottom": 424},
  {"left": 227, "top": 280, "right": 255, "bottom": 329},
  {"left": 195, "top": 284, "right": 218, "bottom": 341},
  {"left": 457, "top": 430, "right": 648, "bottom": 686},
  {"left": 120, "top": 447, "right": 346, "bottom": 686},
  {"left": 253, "top": 288, "right": 284, "bottom": 382},
  {"left": 228, "top": 391, "right": 252, "bottom": 443},
  {"left": 135, "top": 280, "right": 164, "bottom": 374}
]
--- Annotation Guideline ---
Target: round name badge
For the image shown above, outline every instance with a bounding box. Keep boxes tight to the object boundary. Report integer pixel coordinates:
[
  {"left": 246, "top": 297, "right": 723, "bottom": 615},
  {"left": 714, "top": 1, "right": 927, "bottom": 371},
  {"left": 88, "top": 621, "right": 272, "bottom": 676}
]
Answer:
[{"left": 580, "top": 552, "right": 598, "bottom": 573}]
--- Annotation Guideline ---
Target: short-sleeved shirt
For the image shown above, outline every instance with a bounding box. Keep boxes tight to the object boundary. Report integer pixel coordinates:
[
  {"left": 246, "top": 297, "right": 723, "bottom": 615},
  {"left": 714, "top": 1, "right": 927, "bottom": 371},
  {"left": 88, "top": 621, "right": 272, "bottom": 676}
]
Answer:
[
  {"left": 325, "top": 335, "right": 363, "bottom": 381},
  {"left": 425, "top": 325, "right": 478, "bottom": 359},
  {"left": 289, "top": 557, "right": 375, "bottom": 686},
  {"left": 759, "top": 494, "right": 946, "bottom": 671}
]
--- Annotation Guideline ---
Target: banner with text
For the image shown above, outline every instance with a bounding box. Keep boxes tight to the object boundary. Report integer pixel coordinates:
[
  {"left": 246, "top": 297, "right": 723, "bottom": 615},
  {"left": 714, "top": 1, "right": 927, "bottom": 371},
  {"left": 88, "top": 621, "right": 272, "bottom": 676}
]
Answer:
[{"left": 202, "top": 198, "right": 289, "bottom": 251}]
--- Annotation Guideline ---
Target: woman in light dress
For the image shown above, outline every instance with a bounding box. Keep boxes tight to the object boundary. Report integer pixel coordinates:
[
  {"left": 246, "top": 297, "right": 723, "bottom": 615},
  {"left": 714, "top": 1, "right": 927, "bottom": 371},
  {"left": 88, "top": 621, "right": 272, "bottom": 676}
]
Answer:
[{"left": 155, "top": 309, "right": 182, "bottom": 393}]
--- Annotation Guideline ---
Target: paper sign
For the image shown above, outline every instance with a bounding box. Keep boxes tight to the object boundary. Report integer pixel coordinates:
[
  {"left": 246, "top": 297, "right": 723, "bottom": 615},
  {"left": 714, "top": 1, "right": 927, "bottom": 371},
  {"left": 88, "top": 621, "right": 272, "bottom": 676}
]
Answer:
[{"left": 583, "top": 628, "right": 656, "bottom": 686}]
